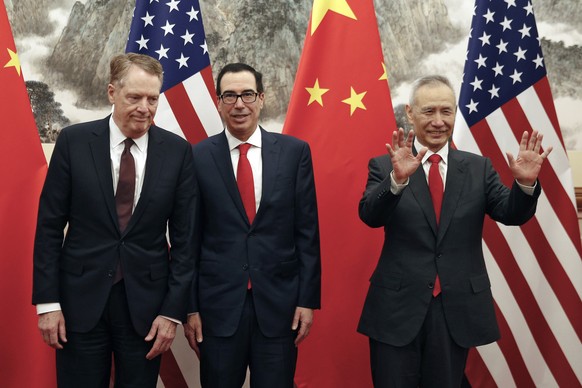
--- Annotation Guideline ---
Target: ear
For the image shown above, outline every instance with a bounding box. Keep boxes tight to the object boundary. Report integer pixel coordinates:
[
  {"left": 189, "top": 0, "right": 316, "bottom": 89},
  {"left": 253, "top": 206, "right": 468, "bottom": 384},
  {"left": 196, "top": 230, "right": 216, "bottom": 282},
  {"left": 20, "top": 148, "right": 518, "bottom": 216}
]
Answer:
[
  {"left": 107, "top": 84, "right": 115, "bottom": 104},
  {"left": 258, "top": 92, "right": 265, "bottom": 109},
  {"left": 405, "top": 104, "right": 413, "bottom": 123}
]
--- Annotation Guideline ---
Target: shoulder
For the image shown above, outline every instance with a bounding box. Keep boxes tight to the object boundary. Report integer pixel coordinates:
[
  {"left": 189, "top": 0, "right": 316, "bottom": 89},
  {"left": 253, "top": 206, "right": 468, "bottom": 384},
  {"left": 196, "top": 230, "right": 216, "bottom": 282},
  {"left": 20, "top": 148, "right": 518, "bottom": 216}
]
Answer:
[
  {"left": 59, "top": 117, "right": 109, "bottom": 139},
  {"left": 192, "top": 132, "right": 223, "bottom": 152},
  {"left": 263, "top": 129, "right": 309, "bottom": 150},
  {"left": 449, "top": 148, "right": 489, "bottom": 165},
  {"left": 149, "top": 125, "right": 190, "bottom": 148}
]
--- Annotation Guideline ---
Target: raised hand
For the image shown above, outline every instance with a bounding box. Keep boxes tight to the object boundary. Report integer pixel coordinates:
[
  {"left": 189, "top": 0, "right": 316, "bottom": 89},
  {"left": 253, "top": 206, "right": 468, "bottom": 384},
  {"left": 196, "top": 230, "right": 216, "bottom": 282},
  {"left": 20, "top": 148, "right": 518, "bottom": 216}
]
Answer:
[
  {"left": 507, "top": 130, "right": 553, "bottom": 186},
  {"left": 386, "top": 128, "right": 427, "bottom": 184}
]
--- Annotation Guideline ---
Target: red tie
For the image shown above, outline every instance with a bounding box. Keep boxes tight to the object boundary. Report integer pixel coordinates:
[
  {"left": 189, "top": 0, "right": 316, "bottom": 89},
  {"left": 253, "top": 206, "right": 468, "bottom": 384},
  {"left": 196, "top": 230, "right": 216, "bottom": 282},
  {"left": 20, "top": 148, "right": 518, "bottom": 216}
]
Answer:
[
  {"left": 428, "top": 154, "right": 443, "bottom": 297},
  {"left": 237, "top": 143, "right": 256, "bottom": 224},
  {"left": 114, "top": 138, "right": 135, "bottom": 283},
  {"left": 237, "top": 143, "right": 255, "bottom": 289}
]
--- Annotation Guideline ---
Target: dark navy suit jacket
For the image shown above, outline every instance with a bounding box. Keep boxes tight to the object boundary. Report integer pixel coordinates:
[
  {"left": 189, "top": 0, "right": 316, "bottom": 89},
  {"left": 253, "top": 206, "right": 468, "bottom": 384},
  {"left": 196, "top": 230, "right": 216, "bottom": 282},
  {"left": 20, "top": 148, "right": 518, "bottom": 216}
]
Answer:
[
  {"left": 190, "top": 128, "right": 321, "bottom": 338},
  {"left": 33, "top": 116, "right": 196, "bottom": 336},
  {"left": 358, "top": 147, "right": 540, "bottom": 348}
]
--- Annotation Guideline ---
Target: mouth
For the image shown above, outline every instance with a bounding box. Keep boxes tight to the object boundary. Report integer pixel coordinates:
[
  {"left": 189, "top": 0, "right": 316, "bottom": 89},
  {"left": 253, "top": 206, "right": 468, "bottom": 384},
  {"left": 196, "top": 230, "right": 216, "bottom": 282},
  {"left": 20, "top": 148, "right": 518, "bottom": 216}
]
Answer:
[
  {"left": 132, "top": 116, "right": 150, "bottom": 123},
  {"left": 231, "top": 113, "right": 249, "bottom": 121}
]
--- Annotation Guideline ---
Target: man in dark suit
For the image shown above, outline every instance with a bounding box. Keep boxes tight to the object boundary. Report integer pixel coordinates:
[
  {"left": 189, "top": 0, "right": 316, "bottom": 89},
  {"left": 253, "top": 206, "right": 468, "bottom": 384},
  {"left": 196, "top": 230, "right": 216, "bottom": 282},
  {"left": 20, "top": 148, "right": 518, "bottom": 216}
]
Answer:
[
  {"left": 183, "top": 63, "right": 321, "bottom": 387},
  {"left": 358, "top": 75, "right": 552, "bottom": 387},
  {"left": 33, "top": 53, "right": 195, "bottom": 387}
]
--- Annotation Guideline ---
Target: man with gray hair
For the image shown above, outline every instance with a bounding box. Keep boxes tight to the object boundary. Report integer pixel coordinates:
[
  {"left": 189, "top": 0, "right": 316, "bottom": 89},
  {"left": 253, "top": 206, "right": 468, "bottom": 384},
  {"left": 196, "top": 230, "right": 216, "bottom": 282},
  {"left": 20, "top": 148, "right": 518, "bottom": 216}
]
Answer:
[{"left": 358, "top": 75, "right": 552, "bottom": 387}]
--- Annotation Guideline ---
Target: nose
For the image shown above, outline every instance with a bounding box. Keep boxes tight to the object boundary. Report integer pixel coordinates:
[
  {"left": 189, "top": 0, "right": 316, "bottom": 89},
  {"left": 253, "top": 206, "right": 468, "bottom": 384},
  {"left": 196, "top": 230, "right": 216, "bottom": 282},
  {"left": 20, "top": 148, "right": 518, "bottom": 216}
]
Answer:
[
  {"left": 432, "top": 112, "right": 445, "bottom": 126},
  {"left": 136, "top": 98, "right": 149, "bottom": 111},
  {"left": 233, "top": 95, "right": 246, "bottom": 108}
]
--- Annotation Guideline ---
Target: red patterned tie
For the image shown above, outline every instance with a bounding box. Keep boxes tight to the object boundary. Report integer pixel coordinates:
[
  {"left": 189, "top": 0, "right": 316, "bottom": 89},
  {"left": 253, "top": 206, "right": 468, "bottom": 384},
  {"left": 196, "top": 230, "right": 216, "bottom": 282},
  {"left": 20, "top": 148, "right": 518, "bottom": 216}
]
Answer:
[
  {"left": 428, "top": 154, "right": 443, "bottom": 297},
  {"left": 237, "top": 143, "right": 256, "bottom": 224},
  {"left": 114, "top": 138, "right": 135, "bottom": 283}
]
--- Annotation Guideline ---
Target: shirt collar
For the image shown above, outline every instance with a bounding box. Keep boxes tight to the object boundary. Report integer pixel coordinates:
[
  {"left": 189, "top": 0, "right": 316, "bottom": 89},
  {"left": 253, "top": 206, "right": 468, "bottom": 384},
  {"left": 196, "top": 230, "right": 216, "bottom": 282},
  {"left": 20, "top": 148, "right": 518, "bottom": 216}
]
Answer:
[
  {"left": 109, "top": 116, "right": 148, "bottom": 152},
  {"left": 225, "top": 126, "right": 262, "bottom": 152},
  {"left": 414, "top": 137, "right": 449, "bottom": 165}
]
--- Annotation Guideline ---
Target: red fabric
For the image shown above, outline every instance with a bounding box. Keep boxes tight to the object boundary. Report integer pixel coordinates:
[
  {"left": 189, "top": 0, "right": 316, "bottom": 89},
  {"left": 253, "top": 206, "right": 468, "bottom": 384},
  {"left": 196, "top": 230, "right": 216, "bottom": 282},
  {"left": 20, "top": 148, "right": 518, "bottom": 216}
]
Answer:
[
  {"left": 236, "top": 143, "right": 255, "bottom": 225},
  {"left": 427, "top": 154, "right": 443, "bottom": 223},
  {"left": 428, "top": 154, "right": 442, "bottom": 297},
  {"left": 283, "top": 0, "right": 396, "bottom": 386},
  {"left": 0, "top": 1, "right": 53, "bottom": 386}
]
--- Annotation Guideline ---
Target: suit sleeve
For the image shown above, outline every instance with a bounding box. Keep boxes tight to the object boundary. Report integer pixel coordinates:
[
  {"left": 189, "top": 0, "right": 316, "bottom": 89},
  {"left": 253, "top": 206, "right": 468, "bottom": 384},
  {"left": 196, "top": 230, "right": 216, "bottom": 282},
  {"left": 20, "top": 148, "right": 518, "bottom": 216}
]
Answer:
[
  {"left": 483, "top": 157, "right": 540, "bottom": 225},
  {"left": 359, "top": 156, "right": 403, "bottom": 228},
  {"left": 159, "top": 141, "right": 197, "bottom": 321},
  {"left": 294, "top": 142, "right": 321, "bottom": 309},
  {"left": 32, "top": 129, "right": 72, "bottom": 305}
]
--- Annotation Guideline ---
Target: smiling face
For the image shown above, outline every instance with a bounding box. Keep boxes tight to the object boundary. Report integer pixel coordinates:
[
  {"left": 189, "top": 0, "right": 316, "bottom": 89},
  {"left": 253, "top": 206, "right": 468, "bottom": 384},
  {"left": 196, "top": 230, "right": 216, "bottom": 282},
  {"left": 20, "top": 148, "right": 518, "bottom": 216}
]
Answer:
[
  {"left": 217, "top": 70, "right": 264, "bottom": 142},
  {"left": 406, "top": 83, "right": 456, "bottom": 153},
  {"left": 108, "top": 65, "right": 162, "bottom": 139}
]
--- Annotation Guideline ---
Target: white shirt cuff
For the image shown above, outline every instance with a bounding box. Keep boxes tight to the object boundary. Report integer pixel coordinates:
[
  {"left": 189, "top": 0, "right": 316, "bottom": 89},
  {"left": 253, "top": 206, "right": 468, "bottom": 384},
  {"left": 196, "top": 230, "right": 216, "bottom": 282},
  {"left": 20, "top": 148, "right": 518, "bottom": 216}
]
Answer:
[
  {"left": 390, "top": 170, "right": 409, "bottom": 195},
  {"left": 516, "top": 180, "right": 536, "bottom": 196},
  {"left": 36, "top": 303, "right": 61, "bottom": 315}
]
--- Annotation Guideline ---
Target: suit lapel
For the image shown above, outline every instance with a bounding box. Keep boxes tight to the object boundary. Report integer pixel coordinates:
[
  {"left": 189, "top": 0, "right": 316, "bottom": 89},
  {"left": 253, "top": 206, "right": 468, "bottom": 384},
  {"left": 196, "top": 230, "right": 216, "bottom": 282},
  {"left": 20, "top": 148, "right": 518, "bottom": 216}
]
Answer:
[
  {"left": 257, "top": 128, "right": 280, "bottom": 222},
  {"left": 408, "top": 165, "right": 439, "bottom": 236},
  {"left": 210, "top": 131, "right": 249, "bottom": 223},
  {"left": 438, "top": 150, "right": 467, "bottom": 242},
  {"left": 126, "top": 125, "right": 165, "bottom": 234},
  {"left": 89, "top": 117, "right": 118, "bottom": 229}
]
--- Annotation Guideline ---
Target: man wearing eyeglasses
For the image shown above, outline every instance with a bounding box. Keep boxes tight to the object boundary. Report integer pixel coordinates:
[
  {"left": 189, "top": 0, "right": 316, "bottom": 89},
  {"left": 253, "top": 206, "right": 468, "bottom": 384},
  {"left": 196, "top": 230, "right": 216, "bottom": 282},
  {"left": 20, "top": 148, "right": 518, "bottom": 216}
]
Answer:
[{"left": 184, "top": 63, "right": 321, "bottom": 387}]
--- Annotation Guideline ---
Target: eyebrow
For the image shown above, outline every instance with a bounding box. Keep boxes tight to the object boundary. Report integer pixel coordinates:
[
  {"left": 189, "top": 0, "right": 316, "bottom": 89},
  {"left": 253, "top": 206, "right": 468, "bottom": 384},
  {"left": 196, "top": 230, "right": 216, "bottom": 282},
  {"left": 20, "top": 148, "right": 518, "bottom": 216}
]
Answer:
[{"left": 222, "top": 89, "right": 257, "bottom": 94}]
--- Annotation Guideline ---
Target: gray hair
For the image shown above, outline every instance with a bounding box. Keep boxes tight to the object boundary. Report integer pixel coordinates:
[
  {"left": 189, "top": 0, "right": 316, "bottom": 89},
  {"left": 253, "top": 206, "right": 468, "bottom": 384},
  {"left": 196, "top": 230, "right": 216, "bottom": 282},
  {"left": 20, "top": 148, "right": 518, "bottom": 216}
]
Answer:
[{"left": 408, "top": 75, "right": 455, "bottom": 107}]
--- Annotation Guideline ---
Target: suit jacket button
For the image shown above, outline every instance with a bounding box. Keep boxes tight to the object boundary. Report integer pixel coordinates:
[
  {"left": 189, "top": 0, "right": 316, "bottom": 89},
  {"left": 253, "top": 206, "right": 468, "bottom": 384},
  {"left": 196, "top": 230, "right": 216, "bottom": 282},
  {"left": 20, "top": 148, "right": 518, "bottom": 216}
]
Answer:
[
  {"left": 107, "top": 270, "right": 114, "bottom": 278},
  {"left": 428, "top": 282, "right": 434, "bottom": 289},
  {"left": 242, "top": 264, "right": 249, "bottom": 271}
]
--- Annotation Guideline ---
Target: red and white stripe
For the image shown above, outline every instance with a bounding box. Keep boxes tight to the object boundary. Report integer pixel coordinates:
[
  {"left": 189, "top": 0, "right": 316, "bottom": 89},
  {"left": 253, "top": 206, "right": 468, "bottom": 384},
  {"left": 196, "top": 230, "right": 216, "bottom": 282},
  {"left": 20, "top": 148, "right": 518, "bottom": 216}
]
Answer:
[
  {"left": 453, "top": 78, "right": 582, "bottom": 387},
  {"left": 154, "top": 66, "right": 223, "bottom": 143}
]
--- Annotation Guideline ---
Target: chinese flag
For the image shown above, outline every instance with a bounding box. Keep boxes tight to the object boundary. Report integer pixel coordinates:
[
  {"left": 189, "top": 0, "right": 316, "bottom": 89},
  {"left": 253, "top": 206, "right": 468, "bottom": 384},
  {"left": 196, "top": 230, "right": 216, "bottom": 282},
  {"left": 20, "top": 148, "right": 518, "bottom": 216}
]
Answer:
[
  {"left": 0, "top": 1, "right": 53, "bottom": 387},
  {"left": 283, "top": 0, "right": 396, "bottom": 386}
]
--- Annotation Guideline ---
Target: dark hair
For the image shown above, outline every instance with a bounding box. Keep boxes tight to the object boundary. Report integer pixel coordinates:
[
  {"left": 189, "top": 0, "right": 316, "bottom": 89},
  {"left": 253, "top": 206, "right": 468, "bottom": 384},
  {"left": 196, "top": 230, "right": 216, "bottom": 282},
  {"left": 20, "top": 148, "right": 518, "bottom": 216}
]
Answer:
[
  {"left": 216, "top": 63, "right": 264, "bottom": 96},
  {"left": 109, "top": 53, "right": 163, "bottom": 87}
]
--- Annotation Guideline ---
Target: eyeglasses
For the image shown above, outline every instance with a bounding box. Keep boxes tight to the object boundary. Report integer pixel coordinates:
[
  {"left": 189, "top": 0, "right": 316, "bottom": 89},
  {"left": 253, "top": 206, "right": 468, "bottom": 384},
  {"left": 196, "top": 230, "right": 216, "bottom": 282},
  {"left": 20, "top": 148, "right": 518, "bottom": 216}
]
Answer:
[{"left": 219, "top": 92, "right": 259, "bottom": 105}]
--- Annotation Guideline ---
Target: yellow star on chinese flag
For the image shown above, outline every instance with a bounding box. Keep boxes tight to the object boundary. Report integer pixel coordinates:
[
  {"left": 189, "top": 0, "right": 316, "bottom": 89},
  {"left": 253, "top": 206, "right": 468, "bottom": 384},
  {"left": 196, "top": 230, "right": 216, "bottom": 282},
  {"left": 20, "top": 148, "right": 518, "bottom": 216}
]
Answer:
[
  {"left": 379, "top": 62, "right": 388, "bottom": 81},
  {"left": 306, "top": 79, "right": 330, "bottom": 106},
  {"left": 342, "top": 87, "right": 367, "bottom": 116},
  {"left": 4, "top": 48, "right": 21, "bottom": 76},
  {"left": 311, "top": 0, "right": 357, "bottom": 35}
]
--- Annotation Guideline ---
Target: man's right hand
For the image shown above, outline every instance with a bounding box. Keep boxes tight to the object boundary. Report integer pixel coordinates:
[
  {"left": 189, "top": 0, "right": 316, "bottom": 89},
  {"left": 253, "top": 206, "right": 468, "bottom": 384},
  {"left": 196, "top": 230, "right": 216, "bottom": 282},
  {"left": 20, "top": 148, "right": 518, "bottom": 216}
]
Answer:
[
  {"left": 184, "top": 313, "right": 203, "bottom": 359},
  {"left": 386, "top": 128, "right": 427, "bottom": 184},
  {"left": 38, "top": 311, "right": 67, "bottom": 349}
]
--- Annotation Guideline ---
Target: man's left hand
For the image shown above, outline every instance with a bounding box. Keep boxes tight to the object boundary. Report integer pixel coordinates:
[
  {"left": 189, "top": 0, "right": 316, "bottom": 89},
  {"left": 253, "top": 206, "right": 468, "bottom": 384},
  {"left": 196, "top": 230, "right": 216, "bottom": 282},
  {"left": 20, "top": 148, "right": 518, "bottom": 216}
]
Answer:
[
  {"left": 145, "top": 316, "right": 178, "bottom": 360},
  {"left": 507, "top": 130, "right": 553, "bottom": 186},
  {"left": 292, "top": 307, "right": 314, "bottom": 346}
]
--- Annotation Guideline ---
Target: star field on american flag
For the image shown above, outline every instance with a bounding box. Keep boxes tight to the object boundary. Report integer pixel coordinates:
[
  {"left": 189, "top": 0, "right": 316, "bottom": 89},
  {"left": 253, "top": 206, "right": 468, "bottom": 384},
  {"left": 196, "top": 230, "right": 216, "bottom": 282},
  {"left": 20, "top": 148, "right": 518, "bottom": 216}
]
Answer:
[
  {"left": 459, "top": 0, "right": 546, "bottom": 126},
  {"left": 126, "top": 0, "right": 210, "bottom": 93}
]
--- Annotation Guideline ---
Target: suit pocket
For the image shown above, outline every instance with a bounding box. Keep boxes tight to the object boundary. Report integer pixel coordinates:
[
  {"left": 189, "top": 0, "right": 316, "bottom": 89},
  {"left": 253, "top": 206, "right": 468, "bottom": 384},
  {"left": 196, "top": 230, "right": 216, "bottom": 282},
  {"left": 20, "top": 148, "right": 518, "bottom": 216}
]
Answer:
[
  {"left": 370, "top": 271, "right": 402, "bottom": 291},
  {"left": 59, "top": 258, "right": 83, "bottom": 275},
  {"left": 150, "top": 262, "right": 169, "bottom": 281},
  {"left": 470, "top": 273, "right": 491, "bottom": 293}
]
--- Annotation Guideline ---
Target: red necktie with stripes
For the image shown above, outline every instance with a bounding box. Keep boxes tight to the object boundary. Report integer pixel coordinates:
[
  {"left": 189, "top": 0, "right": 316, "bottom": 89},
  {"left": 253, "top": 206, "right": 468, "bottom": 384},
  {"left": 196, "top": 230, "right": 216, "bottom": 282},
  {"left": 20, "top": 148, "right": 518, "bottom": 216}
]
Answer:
[{"left": 428, "top": 154, "right": 443, "bottom": 297}]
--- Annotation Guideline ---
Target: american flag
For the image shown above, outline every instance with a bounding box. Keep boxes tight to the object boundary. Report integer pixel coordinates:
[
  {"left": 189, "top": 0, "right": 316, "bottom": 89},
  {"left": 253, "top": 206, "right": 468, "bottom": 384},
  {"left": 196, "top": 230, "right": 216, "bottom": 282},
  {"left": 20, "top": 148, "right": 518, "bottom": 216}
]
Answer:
[
  {"left": 453, "top": 0, "right": 582, "bottom": 386},
  {"left": 126, "top": 0, "right": 222, "bottom": 144},
  {"left": 126, "top": 1, "right": 222, "bottom": 386}
]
